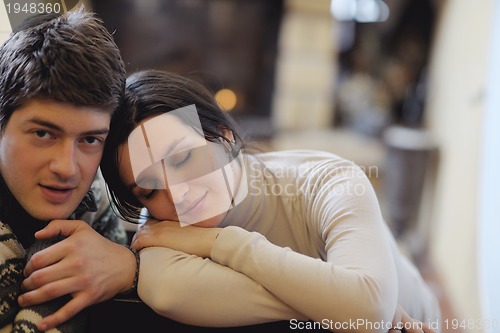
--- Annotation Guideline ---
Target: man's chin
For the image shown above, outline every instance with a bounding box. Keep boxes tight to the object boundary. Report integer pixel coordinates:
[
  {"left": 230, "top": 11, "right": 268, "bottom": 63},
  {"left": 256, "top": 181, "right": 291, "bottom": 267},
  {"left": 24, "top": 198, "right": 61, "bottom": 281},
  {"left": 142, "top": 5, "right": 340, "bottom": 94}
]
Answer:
[{"left": 28, "top": 207, "right": 77, "bottom": 222}]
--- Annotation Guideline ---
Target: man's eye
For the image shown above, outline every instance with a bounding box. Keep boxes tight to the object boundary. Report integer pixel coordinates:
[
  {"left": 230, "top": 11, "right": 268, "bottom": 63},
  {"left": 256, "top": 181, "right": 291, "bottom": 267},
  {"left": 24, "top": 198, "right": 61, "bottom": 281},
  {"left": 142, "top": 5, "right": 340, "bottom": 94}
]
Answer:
[
  {"left": 82, "top": 136, "right": 104, "bottom": 145},
  {"left": 34, "top": 130, "right": 51, "bottom": 139}
]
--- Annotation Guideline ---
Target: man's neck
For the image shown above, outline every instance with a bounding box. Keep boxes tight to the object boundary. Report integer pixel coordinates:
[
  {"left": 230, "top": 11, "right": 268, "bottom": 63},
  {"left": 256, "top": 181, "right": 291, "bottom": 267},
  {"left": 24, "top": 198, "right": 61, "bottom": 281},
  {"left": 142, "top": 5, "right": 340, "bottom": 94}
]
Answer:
[{"left": 0, "top": 175, "right": 47, "bottom": 248}]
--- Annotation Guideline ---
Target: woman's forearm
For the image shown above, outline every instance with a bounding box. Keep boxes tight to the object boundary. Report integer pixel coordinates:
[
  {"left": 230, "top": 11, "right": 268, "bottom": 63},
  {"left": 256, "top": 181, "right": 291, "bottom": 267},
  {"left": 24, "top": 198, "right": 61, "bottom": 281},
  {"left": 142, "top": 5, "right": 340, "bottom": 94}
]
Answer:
[
  {"left": 138, "top": 246, "right": 307, "bottom": 327},
  {"left": 211, "top": 226, "right": 398, "bottom": 333}
]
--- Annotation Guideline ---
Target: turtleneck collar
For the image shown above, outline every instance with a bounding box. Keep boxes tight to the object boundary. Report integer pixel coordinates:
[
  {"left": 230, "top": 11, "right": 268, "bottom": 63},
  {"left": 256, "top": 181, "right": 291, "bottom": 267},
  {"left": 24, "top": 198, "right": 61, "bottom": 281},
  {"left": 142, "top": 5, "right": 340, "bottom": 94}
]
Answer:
[
  {"left": 0, "top": 175, "right": 97, "bottom": 249},
  {"left": 219, "top": 154, "right": 269, "bottom": 232}
]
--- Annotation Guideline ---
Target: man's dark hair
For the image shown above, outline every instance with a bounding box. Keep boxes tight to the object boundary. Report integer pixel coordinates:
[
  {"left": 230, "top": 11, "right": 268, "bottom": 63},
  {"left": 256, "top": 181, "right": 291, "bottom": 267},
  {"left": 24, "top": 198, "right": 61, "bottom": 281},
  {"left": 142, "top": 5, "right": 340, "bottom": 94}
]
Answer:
[
  {"left": 0, "top": 6, "right": 126, "bottom": 130},
  {"left": 0, "top": 6, "right": 126, "bottom": 247}
]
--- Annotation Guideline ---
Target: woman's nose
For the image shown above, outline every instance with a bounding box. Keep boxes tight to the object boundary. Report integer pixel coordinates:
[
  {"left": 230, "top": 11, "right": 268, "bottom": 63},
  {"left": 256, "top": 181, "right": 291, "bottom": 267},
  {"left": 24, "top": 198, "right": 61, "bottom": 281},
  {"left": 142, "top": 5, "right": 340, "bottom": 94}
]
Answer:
[{"left": 170, "top": 181, "right": 190, "bottom": 207}]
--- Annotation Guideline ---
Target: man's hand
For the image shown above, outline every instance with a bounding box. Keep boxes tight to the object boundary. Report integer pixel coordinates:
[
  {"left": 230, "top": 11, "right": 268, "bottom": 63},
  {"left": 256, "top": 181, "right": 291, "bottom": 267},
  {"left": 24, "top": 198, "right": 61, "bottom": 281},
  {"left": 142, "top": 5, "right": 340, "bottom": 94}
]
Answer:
[{"left": 19, "top": 219, "right": 137, "bottom": 331}]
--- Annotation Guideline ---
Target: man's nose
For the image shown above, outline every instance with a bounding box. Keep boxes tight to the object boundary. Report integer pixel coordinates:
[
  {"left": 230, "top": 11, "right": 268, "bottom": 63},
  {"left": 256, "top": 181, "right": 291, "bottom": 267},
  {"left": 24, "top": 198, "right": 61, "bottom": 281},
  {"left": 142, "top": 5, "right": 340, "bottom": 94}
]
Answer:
[{"left": 49, "top": 141, "right": 78, "bottom": 179}]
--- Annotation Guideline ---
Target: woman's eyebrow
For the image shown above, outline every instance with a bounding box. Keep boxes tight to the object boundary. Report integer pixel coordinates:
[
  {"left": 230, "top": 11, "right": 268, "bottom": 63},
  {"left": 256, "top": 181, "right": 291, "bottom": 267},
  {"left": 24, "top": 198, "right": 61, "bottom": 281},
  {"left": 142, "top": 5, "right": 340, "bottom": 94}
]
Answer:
[
  {"left": 140, "top": 121, "right": 186, "bottom": 157},
  {"left": 160, "top": 136, "right": 186, "bottom": 158}
]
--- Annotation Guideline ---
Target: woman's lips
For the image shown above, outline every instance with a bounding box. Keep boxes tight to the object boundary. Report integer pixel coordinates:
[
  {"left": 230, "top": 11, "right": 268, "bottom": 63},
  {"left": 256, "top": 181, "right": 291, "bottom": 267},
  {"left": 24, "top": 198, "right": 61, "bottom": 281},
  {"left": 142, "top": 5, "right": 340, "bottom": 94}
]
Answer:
[{"left": 178, "top": 192, "right": 207, "bottom": 217}]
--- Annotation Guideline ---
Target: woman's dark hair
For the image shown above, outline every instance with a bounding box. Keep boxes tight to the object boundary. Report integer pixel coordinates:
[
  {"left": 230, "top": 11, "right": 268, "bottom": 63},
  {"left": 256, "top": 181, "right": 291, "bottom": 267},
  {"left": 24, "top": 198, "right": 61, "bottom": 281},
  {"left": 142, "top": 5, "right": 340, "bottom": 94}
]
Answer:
[{"left": 101, "top": 69, "right": 245, "bottom": 223}]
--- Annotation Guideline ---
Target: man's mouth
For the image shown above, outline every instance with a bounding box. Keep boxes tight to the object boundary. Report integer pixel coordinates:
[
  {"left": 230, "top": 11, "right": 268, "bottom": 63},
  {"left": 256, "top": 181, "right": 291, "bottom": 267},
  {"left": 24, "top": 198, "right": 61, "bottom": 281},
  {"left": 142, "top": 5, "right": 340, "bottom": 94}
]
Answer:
[
  {"left": 41, "top": 185, "right": 75, "bottom": 191},
  {"left": 39, "top": 184, "right": 76, "bottom": 203}
]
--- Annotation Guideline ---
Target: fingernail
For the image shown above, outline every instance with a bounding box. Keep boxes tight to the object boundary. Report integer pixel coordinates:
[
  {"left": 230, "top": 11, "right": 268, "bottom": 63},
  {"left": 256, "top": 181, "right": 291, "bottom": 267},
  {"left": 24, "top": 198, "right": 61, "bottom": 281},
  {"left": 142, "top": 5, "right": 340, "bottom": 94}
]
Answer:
[
  {"left": 18, "top": 295, "right": 24, "bottom": 306},
  {"left": 39, "top": 323, "right": 47, "bottom": 331}
]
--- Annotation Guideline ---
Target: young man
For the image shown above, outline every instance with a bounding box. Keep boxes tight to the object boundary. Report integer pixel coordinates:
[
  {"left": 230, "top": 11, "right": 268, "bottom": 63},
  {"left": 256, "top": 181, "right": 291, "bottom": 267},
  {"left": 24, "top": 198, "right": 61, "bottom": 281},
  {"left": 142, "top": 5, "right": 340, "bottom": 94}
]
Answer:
[{"left": 0, "top": 8, "right": 139, "bottom": 331}]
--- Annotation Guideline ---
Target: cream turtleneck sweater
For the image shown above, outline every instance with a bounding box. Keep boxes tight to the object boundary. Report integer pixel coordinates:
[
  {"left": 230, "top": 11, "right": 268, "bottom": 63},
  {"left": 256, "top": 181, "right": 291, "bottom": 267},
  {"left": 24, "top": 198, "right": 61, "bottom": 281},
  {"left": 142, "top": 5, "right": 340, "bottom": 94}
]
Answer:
[{"left": 137, "top": 150, "right": 441, "bottom": 333}]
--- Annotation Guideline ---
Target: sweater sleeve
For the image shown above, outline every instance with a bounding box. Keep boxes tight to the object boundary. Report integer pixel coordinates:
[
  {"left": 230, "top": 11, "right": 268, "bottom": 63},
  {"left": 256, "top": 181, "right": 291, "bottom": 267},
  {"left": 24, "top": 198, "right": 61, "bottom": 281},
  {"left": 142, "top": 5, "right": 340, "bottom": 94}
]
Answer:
[
  {"left": 211, "top": 160, "right": 399, "bottom": 333},
  {"left": 137, "top": 246, "right": 307, "bottom": 327},
  {"left": 0, "top": 223, "right": 25, "bottom": 330},
  {"left": 0, "top": 227, "right": 87, "bottom": 332}
]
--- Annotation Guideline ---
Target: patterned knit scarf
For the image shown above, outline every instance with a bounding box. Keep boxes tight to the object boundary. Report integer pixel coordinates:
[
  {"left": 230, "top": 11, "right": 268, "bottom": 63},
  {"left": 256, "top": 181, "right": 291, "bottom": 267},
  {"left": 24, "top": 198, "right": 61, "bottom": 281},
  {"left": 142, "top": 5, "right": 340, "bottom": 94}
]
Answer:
[
  {"left": 0, "top": 223, "right": 25, "bottom": 331},
  {"left": 0, "top": 189, "right": 98, "bottom": 332}
]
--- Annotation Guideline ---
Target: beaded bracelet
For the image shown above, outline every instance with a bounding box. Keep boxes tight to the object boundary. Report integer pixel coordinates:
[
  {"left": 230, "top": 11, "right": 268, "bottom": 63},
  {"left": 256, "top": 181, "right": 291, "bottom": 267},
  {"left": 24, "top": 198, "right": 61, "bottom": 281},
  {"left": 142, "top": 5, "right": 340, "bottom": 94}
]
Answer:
[{"left": 121, "top": 245, "right": 140, "bottom": 297}]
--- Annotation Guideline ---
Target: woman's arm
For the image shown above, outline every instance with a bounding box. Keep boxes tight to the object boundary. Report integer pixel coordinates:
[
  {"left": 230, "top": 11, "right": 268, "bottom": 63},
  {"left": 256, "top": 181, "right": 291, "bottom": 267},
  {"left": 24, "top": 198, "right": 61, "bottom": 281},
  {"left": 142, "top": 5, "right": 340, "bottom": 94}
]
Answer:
[
  {"left": 137, "top": 246, "right": 307, "bottom": 327},
  {"left": 211, "top": 226, "right": 397, "bottom": 333},
  {"left": 209, "top": 161, "right": 399, "bottom": 333},
  {"left": 134, "top": 160, "right": 399, "bottom": 333}
]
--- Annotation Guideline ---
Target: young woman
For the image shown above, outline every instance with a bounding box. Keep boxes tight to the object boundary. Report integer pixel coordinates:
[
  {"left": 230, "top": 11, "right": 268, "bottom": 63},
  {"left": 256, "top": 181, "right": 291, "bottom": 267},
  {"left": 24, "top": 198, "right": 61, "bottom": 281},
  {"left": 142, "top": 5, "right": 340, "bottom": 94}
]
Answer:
[{"left": 100, "top": 69, "right": 441, "bottom": 333}]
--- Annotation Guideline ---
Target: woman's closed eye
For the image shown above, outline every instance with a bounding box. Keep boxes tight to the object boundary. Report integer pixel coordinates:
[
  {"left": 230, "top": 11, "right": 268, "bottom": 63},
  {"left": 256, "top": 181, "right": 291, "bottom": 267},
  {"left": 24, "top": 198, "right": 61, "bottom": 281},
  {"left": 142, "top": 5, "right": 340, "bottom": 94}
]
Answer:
[
  {"left": 134, "top": 186, "right": 157, "bottom": 200},
  {"left": 135, "top": 176, "right": 163, "bottom": 200},
  {"left": 142, "top": 189, "right": 156, "bottom": 200},
  {"left": 169, "top": 150, "right": 192, "bottom": 168}
]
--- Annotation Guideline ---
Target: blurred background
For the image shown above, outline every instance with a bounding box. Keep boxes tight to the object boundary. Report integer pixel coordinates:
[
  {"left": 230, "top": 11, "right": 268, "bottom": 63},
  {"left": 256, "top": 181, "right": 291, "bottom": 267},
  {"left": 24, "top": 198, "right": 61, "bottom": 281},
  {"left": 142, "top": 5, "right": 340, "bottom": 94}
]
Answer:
[{"left": 1, "top": 0, "right": 499, "bottom": 332}]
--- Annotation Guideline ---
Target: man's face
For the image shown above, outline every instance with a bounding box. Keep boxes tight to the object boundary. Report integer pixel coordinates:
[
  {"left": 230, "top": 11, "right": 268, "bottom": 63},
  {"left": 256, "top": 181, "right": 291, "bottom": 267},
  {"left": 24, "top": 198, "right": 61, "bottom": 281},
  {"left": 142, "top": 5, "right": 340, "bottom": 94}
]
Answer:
[{"left": 0, "top": 99, "right": 110, "bottom": 221}]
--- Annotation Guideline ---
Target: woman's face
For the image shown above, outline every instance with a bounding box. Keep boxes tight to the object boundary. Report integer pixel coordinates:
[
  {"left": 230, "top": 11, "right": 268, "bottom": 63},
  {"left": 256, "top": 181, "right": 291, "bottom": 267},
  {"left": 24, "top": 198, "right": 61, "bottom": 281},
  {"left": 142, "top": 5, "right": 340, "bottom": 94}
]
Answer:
[{"left": 118, "top": 111, "right": 241, "bottom": 228}]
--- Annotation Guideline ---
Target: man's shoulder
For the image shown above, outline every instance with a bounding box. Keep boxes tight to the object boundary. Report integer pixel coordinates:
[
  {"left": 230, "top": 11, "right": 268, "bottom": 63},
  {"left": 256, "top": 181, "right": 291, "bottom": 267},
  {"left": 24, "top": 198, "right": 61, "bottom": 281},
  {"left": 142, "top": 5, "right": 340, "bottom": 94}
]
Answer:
[{"left": 0, "top": 222, "right": 22, "bottom": 254}]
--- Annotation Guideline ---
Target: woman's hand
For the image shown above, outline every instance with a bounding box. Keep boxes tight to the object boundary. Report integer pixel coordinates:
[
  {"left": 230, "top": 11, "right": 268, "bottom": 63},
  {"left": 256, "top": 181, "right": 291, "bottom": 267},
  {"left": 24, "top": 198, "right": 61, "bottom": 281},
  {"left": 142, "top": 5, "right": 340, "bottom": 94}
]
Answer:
[
  {"left": 131, "top": 219, "right": 222, "bottom": 258},
  {"left": 389, "top": 304, "right": 436, "bottom": 333}
]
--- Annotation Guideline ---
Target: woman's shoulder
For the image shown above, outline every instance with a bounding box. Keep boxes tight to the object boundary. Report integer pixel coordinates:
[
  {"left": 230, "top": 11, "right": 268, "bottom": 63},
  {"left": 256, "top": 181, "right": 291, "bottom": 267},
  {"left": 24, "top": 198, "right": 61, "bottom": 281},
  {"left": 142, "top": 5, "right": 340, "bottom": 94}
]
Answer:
[
  {"left": 254, "top": 149, "right": 344, "bottom": 162},
  {"left": 251, "top": 149, "right": 355, "bottom": 170},
  {"left": 246, "top": 149, "right": 370, "bottom": 188}
]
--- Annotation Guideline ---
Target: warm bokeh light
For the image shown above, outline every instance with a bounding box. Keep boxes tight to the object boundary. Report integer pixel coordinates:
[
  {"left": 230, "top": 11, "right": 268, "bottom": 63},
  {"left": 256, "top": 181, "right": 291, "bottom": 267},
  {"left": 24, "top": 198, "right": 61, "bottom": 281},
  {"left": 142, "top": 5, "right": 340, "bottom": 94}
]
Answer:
[{"left": 215, "top": 88, "right": 237, "bottom": 111}]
